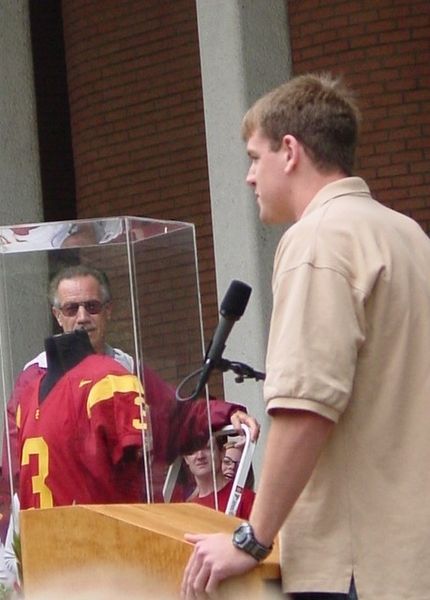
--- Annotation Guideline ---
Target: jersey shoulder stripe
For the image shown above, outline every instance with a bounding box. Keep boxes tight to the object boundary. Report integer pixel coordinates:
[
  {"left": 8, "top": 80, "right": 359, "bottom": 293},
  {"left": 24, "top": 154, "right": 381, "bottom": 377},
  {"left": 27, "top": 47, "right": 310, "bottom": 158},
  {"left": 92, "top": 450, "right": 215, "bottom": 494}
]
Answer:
[{"left": 86, "top": 374, "right": 145, "bottom": 416}]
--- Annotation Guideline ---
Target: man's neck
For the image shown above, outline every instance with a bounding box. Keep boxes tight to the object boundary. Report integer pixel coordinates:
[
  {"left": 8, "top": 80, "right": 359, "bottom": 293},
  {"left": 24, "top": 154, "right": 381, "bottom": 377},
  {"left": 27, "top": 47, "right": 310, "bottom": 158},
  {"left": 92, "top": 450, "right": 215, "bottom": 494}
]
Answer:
[{"left": 293, "top": 168, "right": 347, "bottom": 221}]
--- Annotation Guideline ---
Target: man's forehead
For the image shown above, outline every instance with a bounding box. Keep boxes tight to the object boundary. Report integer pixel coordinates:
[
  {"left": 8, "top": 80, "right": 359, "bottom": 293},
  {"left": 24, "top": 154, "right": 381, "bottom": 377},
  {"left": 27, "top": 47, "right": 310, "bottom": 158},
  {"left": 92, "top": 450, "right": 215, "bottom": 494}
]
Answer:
[{"left": 57, "top": 275, "right": 102, "bottom": 295}]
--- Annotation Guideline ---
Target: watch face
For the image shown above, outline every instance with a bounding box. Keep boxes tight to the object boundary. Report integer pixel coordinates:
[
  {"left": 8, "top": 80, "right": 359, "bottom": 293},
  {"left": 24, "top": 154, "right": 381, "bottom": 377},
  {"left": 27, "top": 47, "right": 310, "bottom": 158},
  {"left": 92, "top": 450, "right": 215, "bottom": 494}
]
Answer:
[
  {"left": 233, "top": 523, "right": 271, "bottom": 562},
  {"left": 235, "top": 526, "right": 249, "bottom": 545}
]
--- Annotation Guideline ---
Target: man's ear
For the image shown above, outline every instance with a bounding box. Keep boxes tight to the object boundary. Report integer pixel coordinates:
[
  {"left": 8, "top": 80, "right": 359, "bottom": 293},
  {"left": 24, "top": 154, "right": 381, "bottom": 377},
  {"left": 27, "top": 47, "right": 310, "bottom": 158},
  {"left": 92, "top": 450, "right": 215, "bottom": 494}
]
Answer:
[
  {"left": 105, "top": 301, "right": 113, "bottom": 321},
  {"left": 52, "top": 306, "right": 63, "bottom": 328},
  {"left": 282, "top": 134, "right": 300, "bottom": 173}
]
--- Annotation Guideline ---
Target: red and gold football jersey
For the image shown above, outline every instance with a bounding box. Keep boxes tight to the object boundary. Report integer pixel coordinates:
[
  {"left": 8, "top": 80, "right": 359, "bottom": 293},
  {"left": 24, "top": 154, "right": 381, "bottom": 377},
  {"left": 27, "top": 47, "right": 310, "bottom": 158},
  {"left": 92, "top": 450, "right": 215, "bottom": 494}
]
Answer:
[{"left": 17, "top": 354, "right": 146, "bottom": 509}]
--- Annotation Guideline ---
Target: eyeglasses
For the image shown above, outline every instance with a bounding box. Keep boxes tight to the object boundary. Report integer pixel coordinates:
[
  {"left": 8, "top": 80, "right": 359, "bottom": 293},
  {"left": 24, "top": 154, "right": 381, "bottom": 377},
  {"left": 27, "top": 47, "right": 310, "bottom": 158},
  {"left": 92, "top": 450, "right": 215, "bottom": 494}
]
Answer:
[
  {"left": 57, "top": 300, "right": 106, "bottom": 317},
  {"left": 222, "top": 457, "right": 240, "bottom": 468}
]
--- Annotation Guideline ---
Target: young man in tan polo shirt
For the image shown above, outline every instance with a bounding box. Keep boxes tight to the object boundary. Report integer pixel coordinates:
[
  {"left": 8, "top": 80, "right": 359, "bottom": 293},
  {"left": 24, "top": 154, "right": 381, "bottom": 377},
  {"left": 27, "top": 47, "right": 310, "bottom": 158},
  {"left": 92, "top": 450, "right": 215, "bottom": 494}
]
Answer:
[{"left": 181, "top": 73, "right": 430, "bottom": 600}]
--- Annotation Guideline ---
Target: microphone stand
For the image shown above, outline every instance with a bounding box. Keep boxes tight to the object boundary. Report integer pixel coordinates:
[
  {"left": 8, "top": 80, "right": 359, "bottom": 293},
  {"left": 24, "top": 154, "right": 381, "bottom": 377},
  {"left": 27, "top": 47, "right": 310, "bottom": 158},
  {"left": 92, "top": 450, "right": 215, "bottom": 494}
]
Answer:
[{"left": 175, "top": 357, "right": 265, "bottom": 401}]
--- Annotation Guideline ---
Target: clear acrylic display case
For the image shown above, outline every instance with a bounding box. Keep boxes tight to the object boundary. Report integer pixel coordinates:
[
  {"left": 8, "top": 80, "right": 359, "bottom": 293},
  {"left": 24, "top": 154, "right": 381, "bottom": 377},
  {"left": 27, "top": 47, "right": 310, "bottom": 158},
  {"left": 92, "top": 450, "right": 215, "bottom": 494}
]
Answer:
[{"left": 0, "top": 217, "right": 224, "bottom": 536}]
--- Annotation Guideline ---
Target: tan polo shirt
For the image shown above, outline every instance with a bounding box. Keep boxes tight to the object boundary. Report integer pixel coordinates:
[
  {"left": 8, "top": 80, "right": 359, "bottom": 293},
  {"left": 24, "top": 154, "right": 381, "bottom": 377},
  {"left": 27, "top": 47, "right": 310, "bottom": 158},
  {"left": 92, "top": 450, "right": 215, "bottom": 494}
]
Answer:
[{"left": 265, "top": 177, "right": 430, "bottom": 599}]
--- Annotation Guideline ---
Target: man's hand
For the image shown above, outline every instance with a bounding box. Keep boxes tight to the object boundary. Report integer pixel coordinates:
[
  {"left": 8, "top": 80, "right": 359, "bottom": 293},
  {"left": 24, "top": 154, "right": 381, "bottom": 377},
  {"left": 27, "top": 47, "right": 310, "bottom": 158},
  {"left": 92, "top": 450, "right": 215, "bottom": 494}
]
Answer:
[
  {"left": 181, "top": 532, "right": 257, "bottom": 599},
  {"left": 230, "top": 410, "right": 260, "bottom": 442}
]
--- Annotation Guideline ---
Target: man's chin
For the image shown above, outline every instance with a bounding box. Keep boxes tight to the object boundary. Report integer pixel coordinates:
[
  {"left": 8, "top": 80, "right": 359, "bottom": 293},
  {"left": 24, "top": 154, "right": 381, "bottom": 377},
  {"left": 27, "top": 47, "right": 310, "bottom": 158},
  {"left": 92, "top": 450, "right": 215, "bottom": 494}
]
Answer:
[
  {"left": 259, "top": 211, "right": 277, "bottom": 225},
  {"left": 258, "top": 204, "right": 275, "bottom": 224}
]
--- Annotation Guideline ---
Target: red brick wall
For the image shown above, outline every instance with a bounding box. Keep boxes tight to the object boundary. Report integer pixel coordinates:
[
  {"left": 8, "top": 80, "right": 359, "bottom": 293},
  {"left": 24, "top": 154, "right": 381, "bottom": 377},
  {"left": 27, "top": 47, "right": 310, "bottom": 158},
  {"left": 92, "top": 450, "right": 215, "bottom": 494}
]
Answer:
[
  {"left": 287, "top": 0, "right": 430, "bottom": 230},
  {"left": 61, "top": 0, "right": 222, "bottom": 391}
]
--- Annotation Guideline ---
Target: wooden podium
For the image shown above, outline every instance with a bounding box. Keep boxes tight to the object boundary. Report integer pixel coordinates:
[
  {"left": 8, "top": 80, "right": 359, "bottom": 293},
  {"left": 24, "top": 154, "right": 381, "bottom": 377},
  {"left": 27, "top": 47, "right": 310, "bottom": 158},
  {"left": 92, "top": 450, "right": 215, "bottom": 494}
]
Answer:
[{"left": 20, "top": 503, "right": 281, "bottom": 599}]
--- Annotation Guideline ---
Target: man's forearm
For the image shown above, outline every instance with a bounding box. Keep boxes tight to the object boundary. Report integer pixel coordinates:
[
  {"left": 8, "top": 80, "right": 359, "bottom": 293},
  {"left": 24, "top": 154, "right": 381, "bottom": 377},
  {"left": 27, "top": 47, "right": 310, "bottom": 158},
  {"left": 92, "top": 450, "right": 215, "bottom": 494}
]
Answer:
[{"left": 250, "top": 409, "right": 335, "bottom": 548}]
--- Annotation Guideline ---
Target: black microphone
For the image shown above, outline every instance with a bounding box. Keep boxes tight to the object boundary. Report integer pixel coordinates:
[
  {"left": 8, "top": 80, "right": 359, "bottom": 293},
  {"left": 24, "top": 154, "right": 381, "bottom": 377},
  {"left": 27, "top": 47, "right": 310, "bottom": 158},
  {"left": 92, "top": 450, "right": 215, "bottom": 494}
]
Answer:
[{"left": 193, "top": 280, "right": 252, "bottom": 397}]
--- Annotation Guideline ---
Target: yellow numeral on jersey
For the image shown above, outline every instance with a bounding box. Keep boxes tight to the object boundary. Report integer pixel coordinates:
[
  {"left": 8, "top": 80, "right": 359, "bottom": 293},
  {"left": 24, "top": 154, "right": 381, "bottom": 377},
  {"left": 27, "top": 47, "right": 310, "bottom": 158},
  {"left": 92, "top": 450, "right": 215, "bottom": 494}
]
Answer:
[
  {"left": 133, "top": 394, "right": 147, "bottom": 430},
  {"left": 21, "top": 437, "right": 54, "bottom": 509}
]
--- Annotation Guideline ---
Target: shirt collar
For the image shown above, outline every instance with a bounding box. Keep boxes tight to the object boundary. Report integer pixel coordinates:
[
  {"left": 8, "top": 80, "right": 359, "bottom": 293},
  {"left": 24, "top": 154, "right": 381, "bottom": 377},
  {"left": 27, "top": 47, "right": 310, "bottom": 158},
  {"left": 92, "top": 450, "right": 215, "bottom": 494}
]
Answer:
[{"left": 301, "top": 177, "right": 372, "bottom": 219}]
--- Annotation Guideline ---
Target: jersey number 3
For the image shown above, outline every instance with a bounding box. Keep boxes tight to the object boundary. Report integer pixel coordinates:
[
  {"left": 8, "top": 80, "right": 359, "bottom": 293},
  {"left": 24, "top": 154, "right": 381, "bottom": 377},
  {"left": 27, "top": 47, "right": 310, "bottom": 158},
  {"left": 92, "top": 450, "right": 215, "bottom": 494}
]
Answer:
[{"left": 21, "top": 437, "right": 54, "bottom": 509}]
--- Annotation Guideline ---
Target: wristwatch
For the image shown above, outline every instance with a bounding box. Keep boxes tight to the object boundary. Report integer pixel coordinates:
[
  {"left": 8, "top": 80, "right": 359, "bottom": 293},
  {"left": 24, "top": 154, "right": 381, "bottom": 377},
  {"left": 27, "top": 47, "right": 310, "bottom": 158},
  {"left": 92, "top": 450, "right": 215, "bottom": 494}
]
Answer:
[{"left": 232, "top": 522, "right": 273, "bottom": 562}]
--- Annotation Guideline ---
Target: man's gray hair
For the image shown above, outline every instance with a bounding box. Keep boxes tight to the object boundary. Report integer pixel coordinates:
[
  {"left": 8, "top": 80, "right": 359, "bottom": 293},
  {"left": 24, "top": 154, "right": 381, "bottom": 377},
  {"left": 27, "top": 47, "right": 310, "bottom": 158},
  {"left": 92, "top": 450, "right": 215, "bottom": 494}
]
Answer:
[{"left": 49, "top": 265, "right": 112, "bottom": 308}]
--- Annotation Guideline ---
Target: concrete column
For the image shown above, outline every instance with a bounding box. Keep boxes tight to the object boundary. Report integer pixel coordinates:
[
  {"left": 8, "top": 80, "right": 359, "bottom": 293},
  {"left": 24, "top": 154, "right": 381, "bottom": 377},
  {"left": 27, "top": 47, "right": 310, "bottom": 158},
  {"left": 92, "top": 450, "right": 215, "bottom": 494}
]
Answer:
[
  {"left": 196, "top": 0, "right": 292, "bottom": 473},
  {"left": 0, "top": 1, "right": 45, "bottom": 425},
  {"left": 0, "top": 0, "right": 42, "bottom": 224}
]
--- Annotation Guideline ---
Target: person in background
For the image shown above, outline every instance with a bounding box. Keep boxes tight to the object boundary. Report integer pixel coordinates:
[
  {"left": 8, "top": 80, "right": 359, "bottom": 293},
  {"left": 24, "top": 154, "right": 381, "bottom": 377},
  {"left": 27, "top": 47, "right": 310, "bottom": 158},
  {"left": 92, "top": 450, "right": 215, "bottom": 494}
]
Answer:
[
  {"left": 184, "top": 437, "right": 255, "bottom": 520},
  {"left": 221, "top": 441, "right": 242, "bottom": 481},
  {"left": 181, "top": 72, "right": 430, "bottom": 600},
  {"left": 222, "top": 439, "right": 255, "bottom": 490},
  {"left": 47, "top": 264, "right": 134, "bottom": 370}
]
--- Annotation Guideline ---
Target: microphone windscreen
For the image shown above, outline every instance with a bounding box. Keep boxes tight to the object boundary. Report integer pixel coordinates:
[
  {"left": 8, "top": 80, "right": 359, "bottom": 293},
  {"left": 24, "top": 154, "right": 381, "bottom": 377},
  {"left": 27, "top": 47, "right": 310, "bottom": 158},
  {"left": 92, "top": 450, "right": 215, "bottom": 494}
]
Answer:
[{"left": 220, "top": 280, "right": 252, "bottom": 319}]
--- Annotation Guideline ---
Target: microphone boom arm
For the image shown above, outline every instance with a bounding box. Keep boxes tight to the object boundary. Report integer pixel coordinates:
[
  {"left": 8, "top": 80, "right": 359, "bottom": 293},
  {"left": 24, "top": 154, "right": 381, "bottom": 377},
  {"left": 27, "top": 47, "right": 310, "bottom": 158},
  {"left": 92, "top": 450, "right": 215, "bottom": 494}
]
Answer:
[
  {"left": 216, "top": 358, "right": 266, "bottom": 383},
  {"left": 175, "top": 357, "right": 265, "bottom": 401}
]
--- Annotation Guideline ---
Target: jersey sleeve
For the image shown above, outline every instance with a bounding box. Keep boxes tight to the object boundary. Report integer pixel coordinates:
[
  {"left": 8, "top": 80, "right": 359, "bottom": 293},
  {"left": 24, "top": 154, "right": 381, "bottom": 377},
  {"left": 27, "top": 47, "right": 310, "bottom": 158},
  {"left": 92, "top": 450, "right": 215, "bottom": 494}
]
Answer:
[
  {"left": 139, "top": 365, "right": 246, "bottom": 463},
  {"left": 2, "top": 365, "right": 44, "bottom": 483},
  {"left": 87, "top": 373, "right": 146, "bottom": 464}
]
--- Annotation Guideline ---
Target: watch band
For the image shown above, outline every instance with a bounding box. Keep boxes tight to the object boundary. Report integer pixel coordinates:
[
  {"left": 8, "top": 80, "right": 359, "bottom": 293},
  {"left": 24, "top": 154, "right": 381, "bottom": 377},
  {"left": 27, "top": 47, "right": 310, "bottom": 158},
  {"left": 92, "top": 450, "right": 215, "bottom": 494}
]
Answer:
[{"left": 232, "top": 522, "right": 273, "bottom": 562}]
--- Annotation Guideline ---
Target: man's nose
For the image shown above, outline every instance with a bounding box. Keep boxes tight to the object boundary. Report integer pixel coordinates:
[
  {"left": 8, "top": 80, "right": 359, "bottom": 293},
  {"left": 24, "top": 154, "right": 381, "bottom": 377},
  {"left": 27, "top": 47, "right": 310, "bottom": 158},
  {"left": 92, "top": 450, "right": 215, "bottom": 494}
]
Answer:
[
  {"left": 246, "top": 165, "right": 256, "bottom": 186},
  {"left": 76, "top": 304, "right": 91, "bottom": 320}
]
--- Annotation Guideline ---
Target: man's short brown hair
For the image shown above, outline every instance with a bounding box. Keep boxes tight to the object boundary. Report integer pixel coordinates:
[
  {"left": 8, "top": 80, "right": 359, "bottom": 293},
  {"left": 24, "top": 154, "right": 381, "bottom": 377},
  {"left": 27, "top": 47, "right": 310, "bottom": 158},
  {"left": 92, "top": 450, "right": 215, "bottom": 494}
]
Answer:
[{"left": 241, "top": 72, "right": 361, "bottom": 176}]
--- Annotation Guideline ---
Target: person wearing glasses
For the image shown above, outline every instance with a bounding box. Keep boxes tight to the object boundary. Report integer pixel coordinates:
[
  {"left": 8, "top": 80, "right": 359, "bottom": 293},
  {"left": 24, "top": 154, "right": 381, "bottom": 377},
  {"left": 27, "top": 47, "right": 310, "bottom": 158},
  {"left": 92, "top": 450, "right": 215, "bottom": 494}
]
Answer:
[
  {"left": 184, "top": 437, "right": 255, "bottom": 520},
  {"left": 221, "top": 442, "right": 241, "bottom": 481},
  {"left": 222, "top": 440, "right": 255, "bottom": 491},
  {"left": 4, "top": 265, "right": 258, "bottom": 510},
  {"left": 33, "top": 264, "right": 134, "bottom": 372}
]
